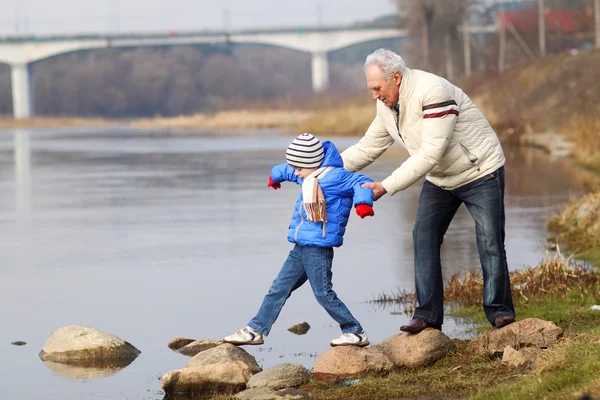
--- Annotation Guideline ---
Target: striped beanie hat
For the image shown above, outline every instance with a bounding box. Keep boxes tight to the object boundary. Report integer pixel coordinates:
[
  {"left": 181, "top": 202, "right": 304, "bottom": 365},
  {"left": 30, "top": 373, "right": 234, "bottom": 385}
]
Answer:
[{"left": 286, "top": 133, "right": 324, "bottom": 168}]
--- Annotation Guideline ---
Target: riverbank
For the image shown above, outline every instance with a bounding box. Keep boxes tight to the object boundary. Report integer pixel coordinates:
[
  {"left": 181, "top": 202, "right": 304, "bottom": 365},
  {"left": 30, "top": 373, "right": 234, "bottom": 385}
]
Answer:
[{"left": 0, "top": 116, "right": 116, "bottom": 130}]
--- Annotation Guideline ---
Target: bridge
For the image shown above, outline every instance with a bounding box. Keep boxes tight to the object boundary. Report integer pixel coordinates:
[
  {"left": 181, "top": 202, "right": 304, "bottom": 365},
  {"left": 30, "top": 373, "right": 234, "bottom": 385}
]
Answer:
[{"left": 0, "top": 25, "right": 407, "bottom": 119}]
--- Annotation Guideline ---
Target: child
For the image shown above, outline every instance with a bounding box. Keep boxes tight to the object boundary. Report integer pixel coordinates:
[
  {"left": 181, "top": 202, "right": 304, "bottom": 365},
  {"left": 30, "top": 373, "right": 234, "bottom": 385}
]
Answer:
[{"left": 224, "top": 133, "right": 375, "bottom": 347}]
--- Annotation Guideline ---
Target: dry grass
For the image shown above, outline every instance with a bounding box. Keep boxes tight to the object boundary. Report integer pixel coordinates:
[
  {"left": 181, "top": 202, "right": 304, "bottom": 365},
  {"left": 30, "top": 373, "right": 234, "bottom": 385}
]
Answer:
[
  {"left": 132, "top": 109, "right": 313, "bottom": 130},
  {"left": 296, "top": 101, "right": 373, "bottom": 136},
  {"left": 548, "top": 192, "right": 600, "bottom": 265},
  {"left": 560, "top": 114, "right": 600, "bottom": 172},
  {"left": 375, "top": 252, "right": 600, "bottom": 308},
  {"left": 446, "top": 251, "right": 600, "bottom": 307}
]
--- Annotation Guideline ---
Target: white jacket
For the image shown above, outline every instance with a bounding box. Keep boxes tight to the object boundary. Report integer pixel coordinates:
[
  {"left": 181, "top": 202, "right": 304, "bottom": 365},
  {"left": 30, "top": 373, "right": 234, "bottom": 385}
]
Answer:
[{"left": 342, "top": 68, "right": 505, "bottom": 194}]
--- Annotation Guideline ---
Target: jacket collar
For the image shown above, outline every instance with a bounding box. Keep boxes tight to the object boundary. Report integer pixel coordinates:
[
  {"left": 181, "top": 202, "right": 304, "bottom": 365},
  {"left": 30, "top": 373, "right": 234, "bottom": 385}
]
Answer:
[{"left": 398, "top": 67, "right": 416, "bottom": 104}]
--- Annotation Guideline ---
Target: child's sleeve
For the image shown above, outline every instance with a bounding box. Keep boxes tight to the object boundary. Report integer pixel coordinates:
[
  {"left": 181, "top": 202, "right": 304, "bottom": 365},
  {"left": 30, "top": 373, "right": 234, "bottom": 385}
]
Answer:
[
  {"left": 271, "top": 163, "right": 300, "bottom": 185},
  {"left": 338, "top": 169, "right": 374, "bottom": 206}
]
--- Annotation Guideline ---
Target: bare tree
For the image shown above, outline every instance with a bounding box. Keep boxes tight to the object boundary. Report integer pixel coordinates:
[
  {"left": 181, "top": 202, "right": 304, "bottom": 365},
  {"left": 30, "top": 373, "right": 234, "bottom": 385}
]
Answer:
[{"left": 395, "top": 0, "right": 474, "bottom": 76}]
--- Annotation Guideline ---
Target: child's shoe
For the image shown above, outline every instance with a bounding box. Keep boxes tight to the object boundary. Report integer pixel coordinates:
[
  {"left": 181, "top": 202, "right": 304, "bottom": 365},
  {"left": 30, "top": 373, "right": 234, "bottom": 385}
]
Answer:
[
  {"left": 223, "top": 327, "right": 264, "bottom": 345},
  {"left": 330, "top": 331, "right": 369, "bottom": 347}
]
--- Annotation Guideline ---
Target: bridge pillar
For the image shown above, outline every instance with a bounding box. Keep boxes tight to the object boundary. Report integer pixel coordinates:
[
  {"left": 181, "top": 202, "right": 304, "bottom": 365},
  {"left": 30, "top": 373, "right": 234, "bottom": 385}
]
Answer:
[
  {"left": 311, "top": 51, "right": 329, "bottom": 93},
  {"left": 11, "top": 63, "right": 35, "bottom": 119}
]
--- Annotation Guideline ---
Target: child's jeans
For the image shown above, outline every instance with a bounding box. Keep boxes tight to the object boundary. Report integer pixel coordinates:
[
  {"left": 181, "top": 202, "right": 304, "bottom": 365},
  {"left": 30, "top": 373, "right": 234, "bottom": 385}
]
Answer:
[{"left": 248, "top": 244, "right": 363, "bottom": 336}]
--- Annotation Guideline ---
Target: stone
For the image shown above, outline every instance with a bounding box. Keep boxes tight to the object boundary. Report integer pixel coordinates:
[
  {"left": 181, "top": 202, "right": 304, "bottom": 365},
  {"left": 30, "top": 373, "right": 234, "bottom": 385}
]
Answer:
[
  {"left": 177, "top": 339, "right": 224, "bottom": 357},
  {"left": 380, "top": 328, "right": 456, "bottom": 368},
  {"left": 501, "top": 346, "right": 542, "bottom": 369},
  {"left": 233, "top": 387, "right": 313, "bottom": 400},
  {"left": 186, "top": 343, "right": 262, "bottom": 374},
  {"left": 247, "top": 363, "right": 311, "bottom": 390},
  {"left": 38, "top": 325, "right": 140, "bottom": 365},
  {"left": 313, "top": 346, "right": 392, "bottom": 382},
  {"left": 168, "top": 337, "right": 196, "bottom": 351},
  {"left": 480, "top": 318, "right": 563, "bottom": 356},
  {"left": 287, "top": 322, "right": 311, "bottom": 335},
  {"left": 162, "top": 361, "right": 251, "bottom": 396}
]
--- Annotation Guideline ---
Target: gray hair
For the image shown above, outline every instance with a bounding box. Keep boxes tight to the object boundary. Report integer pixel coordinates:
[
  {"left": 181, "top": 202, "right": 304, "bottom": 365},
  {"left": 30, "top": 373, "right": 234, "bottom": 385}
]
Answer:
[{"left": 364, "top": 48, "right": 407, "bottom": 81}]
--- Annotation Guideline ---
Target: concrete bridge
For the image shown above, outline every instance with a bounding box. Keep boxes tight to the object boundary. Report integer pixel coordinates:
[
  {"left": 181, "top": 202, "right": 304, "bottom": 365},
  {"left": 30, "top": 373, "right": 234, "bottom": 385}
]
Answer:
[{"left": 0, "top": 25, "right": 407, "bottom": 119}]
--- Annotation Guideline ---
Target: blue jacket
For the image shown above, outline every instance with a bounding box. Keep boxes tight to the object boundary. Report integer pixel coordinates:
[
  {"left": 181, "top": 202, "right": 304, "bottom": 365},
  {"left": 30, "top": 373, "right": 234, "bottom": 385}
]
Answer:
[{"left": 271, "top": 141, "right": 374, "bottom": 248}]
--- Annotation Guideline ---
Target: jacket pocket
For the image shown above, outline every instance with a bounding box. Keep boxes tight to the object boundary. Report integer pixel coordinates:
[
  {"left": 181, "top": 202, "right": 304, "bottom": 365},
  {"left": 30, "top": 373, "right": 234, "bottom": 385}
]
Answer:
[{"left": 459, "top": 143, "right": 479, "bottom": 165}]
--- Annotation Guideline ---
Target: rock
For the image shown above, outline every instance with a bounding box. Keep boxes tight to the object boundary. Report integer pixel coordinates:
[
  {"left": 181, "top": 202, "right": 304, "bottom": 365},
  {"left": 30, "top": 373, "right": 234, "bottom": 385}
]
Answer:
[
  {"left": 38, "top": 325, "right": 140, "bottom": 365},
  {"left": 287, "top": 322, "right": 311, "bottom": 335},
  {"left": 177, "top": 339, "right": 224, "bottom": 357},
  {"left": 501, "top": 346, "right": 542, "bottom": 369},
  {"left": 11, "top": 341, "right": 27, "bottom": 346},
  {"left": 380, "top": 328, "right": 456, "bottom": 368},
  {"left": 479, "top": 318, "right": 563, "bottom": 356},
  {"left": 247, "top": 363, "right": 311, "bottom": 390},
  {"left": 233, "top": 387, "right": 313, "bottom": 400},
  {"left": 168, "top": 337, "right": 196, "bottom": 351},
  {"left": 187, "top": 343, "right": 262, "bottom": 374},
  {"left": 313, "top": 346, "right": 392, "bottom": 382},
  {"left": 162, "top": 361, "right": 251, "bottom": 396}
]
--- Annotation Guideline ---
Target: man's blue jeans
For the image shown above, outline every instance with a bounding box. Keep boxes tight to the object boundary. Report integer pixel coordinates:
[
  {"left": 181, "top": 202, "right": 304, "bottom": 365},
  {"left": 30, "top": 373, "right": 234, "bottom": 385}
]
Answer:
[
  {"left": 412, "top": 167, "right": 515, "bottom": 326},
  {"left": 248, "top": 244, "right": 363, "bottom": 336}
]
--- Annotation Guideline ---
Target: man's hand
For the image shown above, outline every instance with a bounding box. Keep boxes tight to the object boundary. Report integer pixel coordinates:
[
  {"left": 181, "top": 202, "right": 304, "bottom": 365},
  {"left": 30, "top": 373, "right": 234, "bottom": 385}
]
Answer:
[{"left": 362, "top": 182, "right": 387, "bottom": 201}]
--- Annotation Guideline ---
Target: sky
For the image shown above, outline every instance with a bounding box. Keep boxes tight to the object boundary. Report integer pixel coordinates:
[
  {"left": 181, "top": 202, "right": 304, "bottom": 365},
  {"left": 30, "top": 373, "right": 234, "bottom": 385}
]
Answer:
[{"left": 0, "top": 0, "right": 397, "bottom": 36}]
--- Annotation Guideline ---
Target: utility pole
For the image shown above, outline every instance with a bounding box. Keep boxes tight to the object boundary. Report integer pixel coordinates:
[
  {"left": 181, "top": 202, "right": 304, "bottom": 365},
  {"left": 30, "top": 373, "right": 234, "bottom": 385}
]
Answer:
[
  {"left": 538, "top": 0, "right": 546, "bottom": 56},
  {"left": 445, "top": 34, "right": 454, "bottom": 81},
  {"left": 499, "top": 7, "right": 506, "bottom": 72},
  {"left": 463, "top": 21, "right": 471, "bottom": 77},
  {"left": 595, "top": 0, "right": 600, "bottom": 48}
]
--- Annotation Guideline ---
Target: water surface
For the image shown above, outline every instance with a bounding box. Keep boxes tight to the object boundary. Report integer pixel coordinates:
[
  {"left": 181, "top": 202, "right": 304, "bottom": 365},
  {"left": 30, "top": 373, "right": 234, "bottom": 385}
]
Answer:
[{"left": 0, "top": 127, "right": 586, "bottom": 399}]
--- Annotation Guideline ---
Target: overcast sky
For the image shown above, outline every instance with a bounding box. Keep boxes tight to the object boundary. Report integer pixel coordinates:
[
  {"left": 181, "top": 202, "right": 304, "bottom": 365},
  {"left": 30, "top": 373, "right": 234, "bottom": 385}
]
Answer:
[{"left": 0, "top": 0, "right": 397, "bottom": 35}]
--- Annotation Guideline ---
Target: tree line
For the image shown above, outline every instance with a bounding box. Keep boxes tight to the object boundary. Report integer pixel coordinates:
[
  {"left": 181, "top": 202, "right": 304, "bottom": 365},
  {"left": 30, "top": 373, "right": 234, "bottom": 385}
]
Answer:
[{"left": 0, "top": 39, "right": 401, "bottom": 118}]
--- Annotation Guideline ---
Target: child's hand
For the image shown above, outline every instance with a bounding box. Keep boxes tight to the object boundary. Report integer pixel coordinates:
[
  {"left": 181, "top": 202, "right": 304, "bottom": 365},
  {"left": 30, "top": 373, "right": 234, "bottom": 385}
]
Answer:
[
  {"left": 268, "top": 176, "right": 281, "bottom": 190},
  {"left": 355, "top": 204, "right": 374, "bottom": 218}
]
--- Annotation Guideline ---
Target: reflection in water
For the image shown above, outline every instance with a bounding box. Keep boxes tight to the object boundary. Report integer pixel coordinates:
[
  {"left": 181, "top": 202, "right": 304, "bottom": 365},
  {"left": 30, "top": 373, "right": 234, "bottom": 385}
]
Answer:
[
  {"left": 42, "top": 357, "right": 138, "bottom": 380},
  {"left": 14, "top": 130, "right": 31, "bottom": 223}
]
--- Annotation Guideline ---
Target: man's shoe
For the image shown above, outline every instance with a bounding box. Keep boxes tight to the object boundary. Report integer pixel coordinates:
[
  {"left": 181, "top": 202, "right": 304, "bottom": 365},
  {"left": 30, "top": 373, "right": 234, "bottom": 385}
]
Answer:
[
  {"left": 494, "top": 315, "right": 516, "bottom": 329},
  {"left": 330, "top": 332, "right": 369, "bottom": 347},
  {"left": 400, "top": 318, "right": 441, "bottom": 334},
  {"left": 223, "top": 327, "right": 264, "bottom": 345}
]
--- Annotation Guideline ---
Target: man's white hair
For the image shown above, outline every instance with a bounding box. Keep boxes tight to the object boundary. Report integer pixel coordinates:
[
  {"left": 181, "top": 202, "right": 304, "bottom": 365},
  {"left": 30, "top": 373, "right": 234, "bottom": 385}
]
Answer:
[{"left": 364, "top": 48, "right": 407, "bottom": 81}]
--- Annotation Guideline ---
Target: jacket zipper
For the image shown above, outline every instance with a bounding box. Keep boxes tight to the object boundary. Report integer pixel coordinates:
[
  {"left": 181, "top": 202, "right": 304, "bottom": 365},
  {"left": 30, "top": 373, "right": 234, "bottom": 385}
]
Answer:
[
  {"left": 294, "top": 201, "right": 304, "bottom": 244},
  {"left": 459, "top": 143, "right": 480, "bottom": 169}
]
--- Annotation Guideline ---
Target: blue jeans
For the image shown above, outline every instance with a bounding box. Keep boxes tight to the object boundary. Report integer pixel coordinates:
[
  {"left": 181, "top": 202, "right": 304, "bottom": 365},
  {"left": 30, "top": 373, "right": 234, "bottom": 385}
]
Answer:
[
  {"left": 248, "top": 244, "right": 363, "bottom": 335},
  {"left": 412, "top": 167, "right": 515, "bottom": 326}
]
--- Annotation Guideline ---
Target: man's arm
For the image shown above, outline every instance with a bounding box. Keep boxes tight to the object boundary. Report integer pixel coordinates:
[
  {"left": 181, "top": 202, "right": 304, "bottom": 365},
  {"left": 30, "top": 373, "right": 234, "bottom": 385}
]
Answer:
[
  {"left": 341, "top": 114, "right": 394, "bottom": 173},
  {"left": 380, "top": 85, "right": 458, "bottom": 195}
]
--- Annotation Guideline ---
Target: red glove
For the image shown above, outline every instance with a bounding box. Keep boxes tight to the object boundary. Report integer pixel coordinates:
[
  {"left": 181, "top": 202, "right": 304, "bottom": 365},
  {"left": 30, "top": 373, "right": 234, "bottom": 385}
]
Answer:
[
  {"left": 268, "top": 176, "right": 281, "bottom": 190},
  {"left": 355, "top": 204, "right": 374, "bottom": 219}
]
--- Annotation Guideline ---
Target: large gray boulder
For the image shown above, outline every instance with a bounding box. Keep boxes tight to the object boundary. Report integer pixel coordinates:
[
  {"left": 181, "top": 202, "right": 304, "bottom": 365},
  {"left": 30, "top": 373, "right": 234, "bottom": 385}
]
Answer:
[
  {"left": 477, "top": 318, "right": 563, "bottom": 357},
  {"left": 38, "top": 325, "right": 140, "bottom": 365},
  {"left": 187, "top": 343, "right": 262, "bottom": 374},
  {"left": 247, "top": 363, "right": 311, "bottom": 390},
  {"left": 162, "top": 361, "right": 251, "bottom": 396},
  {"left": 380, "top": 328, "right": 456, "bottom": 368},
  {"left": 313, "top": 346, "right": 392, "bottom": 382},
  {"left": 234, "top": 387, "right": 313, "bottom": 400}
]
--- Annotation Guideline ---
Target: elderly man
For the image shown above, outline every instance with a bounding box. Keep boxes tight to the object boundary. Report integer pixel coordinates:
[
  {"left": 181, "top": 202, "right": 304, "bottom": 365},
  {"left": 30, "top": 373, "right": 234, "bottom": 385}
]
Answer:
[{"left": 342, "top": 48, "right": 515, "bottom": 333}]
